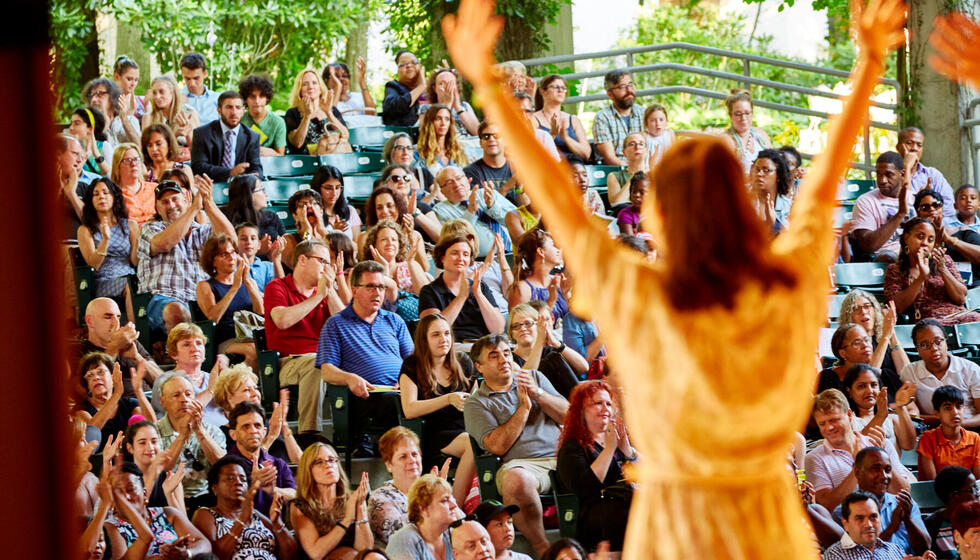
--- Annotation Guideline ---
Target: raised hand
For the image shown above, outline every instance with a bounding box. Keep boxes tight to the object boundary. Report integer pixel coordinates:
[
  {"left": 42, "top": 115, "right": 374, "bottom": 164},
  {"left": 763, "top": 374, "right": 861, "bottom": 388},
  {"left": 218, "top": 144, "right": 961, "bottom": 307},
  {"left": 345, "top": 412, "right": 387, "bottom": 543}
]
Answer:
[
  {"left": 929, "top": 12, "right": 980, "bottom": 91},
  {"left": 482, "top": 181, "right": 495, "bottom": 208},
  {"left": 467, "top": 181, "right": 479, "bottom": 214},
  {"left": 102, "top": 431, "right": 125, "bottom": 474},
  {"left": 162, "top": 461, "right": 185, "bottom": 496},
  {"left": 303, "top": 94, "right": 318, "bottom": 116},
  {"left": 881, "top": 300, "right": 897, "bottom": 340},
  {"left": 356, "top": 57, "right": 368, "bottom": 89},
  {"left": 471, "top": 263, "right": 486, "bottom": 298},
  {"left": 853, "top": 0, "right": 908, "bottom": 61},
  {"left": 442, "top": 0, "right": 503, "bottom": 87},
  {"left": 896, "top": 381, "right": 916, "bottom": 408}
]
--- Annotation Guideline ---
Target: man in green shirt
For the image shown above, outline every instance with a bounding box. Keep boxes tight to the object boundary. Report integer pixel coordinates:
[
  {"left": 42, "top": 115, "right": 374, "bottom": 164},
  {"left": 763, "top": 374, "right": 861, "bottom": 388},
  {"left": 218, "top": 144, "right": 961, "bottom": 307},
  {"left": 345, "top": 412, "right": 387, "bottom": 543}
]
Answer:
[{"left": 239, "top": 74, "right": 286, "bottom": 156}]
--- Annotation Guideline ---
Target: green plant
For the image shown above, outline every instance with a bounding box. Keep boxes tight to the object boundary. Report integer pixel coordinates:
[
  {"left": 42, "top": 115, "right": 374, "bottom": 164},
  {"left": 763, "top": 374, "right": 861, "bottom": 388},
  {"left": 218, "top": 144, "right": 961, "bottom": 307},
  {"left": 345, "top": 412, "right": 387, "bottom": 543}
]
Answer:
[{"left": 49, "top": 0, "right": 99, "bottom": 120}]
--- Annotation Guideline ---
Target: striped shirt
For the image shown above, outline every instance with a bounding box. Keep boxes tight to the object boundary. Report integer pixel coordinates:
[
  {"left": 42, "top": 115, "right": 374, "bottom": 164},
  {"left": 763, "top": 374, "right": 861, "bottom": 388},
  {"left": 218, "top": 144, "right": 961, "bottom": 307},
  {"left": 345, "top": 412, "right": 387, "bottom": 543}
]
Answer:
[
  {"left": 314, "top": 305, "right": 413, "bottom": 385},
  {"left": 822, "top": 533, "right": 906, "bottom": 559},
  {"left": 805, "top": 434, "right": 905, "bottom": 493},
  {"left": 137, "top": 220, "right": 212, "bottom": 301}
]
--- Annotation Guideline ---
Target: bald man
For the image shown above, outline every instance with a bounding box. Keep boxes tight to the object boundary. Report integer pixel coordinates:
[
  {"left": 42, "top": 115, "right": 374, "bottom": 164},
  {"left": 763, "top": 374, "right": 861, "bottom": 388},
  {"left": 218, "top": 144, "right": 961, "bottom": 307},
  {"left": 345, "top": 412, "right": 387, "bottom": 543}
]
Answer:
[
  {"left": 451, "top": 521, "right": 495, "bottom": 560},
  {"left": 69, "top": 297, "right": 163, "bottom": 397}
]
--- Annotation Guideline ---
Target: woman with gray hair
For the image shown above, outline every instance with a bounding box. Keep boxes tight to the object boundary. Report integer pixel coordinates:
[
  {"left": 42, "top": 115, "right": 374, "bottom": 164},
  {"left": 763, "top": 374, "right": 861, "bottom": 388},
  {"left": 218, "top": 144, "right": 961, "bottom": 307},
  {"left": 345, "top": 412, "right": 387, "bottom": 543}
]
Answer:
[
  {"left": 83, "top": 77, "right": 141, "bottom": 146},
  {"left": 838, "top": 289, "right": 911, "bottom": 397}
]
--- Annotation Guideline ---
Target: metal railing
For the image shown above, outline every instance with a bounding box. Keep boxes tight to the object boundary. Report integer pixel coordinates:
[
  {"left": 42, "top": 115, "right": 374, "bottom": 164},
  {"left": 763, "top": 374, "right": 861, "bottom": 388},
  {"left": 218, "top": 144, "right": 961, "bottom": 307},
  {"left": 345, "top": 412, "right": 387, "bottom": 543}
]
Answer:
[
  {"left": 965, "top": 98, "right": 980, "bottom": 186},
  {"left": 518, "top": 42, "right": 901, "bottom": 178}
]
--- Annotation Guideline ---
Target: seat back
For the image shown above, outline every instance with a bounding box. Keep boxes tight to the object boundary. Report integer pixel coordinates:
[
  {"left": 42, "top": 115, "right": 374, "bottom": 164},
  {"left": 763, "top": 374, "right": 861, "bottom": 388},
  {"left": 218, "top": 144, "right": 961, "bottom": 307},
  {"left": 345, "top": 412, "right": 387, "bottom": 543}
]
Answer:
[
  {"left": 548, "top": 470, "right": 580, "bottom": 539},
  {"left": 469, "top": 435, "right": 502, "bottom": 502},
  {"left": 344, "top": 174, "right": 381, "bottom": 202},
  {"left": 74, "top": 266, "right": 95, "bottom": 327},
  {"left": 349, "top": 126, "right": 414, "bottom": 151},
  {"left": 909, "top": 480, "right": 943, "bottom": 511},
  {"left": 261, "top": 155, "right": 319, "bottom": 178},
  {"left": 834, "top": 262, "right": 889, "bottom": 293},
  {"left": 319, "top": 152, "right": 386, "bottom": 175},
  {"left": 583, "top": 165, "right": 623, "bottom": 188},
  {"left": 956, "top": 322, "right": 980, "bottom": 356},
  {"left": 836, "top": 179, "right": 876, "bottom": 202}
]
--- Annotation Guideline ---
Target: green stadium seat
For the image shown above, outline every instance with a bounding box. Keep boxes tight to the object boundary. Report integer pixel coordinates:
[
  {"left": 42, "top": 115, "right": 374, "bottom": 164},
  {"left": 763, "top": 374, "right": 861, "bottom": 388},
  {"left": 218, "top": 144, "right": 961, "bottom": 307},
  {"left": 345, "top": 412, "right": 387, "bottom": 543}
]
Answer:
[
  {"left": 967, "top": 287, "right": 980, "bottom": 310},
  {"left": 909, "top": 480, "right": 943, "bottom": 511},
  {"left": 261, "top": 155, "right": 319, "bottom": 178},
  {"left": 264, "top": 179, "right": 312, "bottom": 204},
  {"left": 549, "top": 470, "right": 580, "bottom": 539},
  {"left": 269, "top": 203, "right": 295, "bottom": 231},
  {"left": 212, "top": 182, "right": 229, "bottom": 205},
  {"left": 583, "top": 165, "right": 623, "bottom": 188},
  {"left": 834, "top": 262, "right": 889, "bottom": 293},
  {"left": 344, "top": 174, "right": 381, "bottom": 201},
  {"left": 349, "top": 126, "right": 416, "bottom": 150},
  {"left": 827, "top": 293, "right": 847, "bottom": 322},
  {"left": 955, "top": 322, "right": 980, "bottom": 357},
  {"left": 319, "top": 152, "right": 385, "bottom": 175},
  {"left": 836, "top": 179, "right": 875, "bottom": 202}
]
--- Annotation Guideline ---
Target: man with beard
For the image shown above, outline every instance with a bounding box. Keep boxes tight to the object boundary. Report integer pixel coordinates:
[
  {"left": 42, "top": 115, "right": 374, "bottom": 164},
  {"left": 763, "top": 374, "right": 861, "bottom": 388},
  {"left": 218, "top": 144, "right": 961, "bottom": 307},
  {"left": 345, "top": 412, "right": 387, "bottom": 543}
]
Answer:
[
  {"left": 190, "top": 90, "right": 264, "bottom": 182},
  {"left": 137, "top": 177, "right": 235, "bottom": 333},
  {"left": 851, "top": 151, "right": 914, "bottom": 262},
  {"left": 591, "top": 70, "right": 646, "bottom": 166}
]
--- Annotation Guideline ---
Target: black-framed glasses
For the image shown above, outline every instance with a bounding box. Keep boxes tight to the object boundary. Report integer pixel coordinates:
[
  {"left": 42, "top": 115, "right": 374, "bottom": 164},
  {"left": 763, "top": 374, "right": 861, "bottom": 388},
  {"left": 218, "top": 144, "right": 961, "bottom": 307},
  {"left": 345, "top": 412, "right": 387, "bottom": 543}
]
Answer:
[
  {"left": 307, "top": 255, "right": 330, "bottom": 266},
  {"left": 915, "top": 337, "right": 947, "bottom": 350},
  {"left": 393, "top": 145, "right": 414, "bottom": 152}
]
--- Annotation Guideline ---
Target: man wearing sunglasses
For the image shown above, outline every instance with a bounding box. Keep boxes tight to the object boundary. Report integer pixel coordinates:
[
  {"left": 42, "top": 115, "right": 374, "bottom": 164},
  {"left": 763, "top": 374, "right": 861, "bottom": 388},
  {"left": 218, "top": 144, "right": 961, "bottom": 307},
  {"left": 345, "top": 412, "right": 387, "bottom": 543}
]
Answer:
[{"left": 464, "top": 122, "right": 518, "bottom": 203}]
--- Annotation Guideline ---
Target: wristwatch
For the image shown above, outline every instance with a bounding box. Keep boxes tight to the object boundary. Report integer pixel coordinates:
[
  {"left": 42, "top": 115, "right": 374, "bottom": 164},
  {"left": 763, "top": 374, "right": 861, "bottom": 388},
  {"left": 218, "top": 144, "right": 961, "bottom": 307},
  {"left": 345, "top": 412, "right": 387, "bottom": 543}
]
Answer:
[
  {"left": 534, "top": 386, "right": 544, "bottom": 400},
  {"left": 95, "top": 155, "right": 105, "bottom": 163}
]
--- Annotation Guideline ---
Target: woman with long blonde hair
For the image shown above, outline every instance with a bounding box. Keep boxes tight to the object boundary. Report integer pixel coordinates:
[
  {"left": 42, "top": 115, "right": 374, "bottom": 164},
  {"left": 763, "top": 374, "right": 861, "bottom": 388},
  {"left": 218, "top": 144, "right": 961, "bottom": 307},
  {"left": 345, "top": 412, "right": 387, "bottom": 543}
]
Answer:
[
  {"left": 142, "top": 75, "right": 198, "bottom": 160},
  {"left": 416, "top": 104, "right": 468, "bottom": 174},
  {"left": 285, "top": 69, "right": 348, "bottom": 155}
]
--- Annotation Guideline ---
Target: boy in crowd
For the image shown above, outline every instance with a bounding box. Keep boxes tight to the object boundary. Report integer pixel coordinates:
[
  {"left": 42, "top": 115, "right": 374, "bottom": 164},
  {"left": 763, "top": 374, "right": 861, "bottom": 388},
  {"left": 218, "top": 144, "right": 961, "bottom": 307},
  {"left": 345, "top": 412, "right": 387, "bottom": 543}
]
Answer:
[
  {"left": 240, "top": 74, "right": 286, "bottom": 156},
  {"left": 917, "top": 385, "right": 980, "bottom": 480},
  {"left": 470, "top": 500, "right": 532, "bottom": 560}
]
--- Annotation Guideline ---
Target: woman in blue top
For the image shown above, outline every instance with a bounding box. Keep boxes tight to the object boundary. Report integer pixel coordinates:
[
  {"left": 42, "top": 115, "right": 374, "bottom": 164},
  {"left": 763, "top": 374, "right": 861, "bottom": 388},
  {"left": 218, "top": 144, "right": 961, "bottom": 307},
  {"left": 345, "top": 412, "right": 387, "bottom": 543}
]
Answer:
[
  {"left": 532, "top": 74, "right": 591, "bottom": 161},
  {"left": 77, "top": 178, "right": 138, "bottom": 309},
  {"left": 195, "top": 234, "right": 262, "bottom": 367},
  {"left": 508, "top": 227, "right": 569, "bottom": 321}
]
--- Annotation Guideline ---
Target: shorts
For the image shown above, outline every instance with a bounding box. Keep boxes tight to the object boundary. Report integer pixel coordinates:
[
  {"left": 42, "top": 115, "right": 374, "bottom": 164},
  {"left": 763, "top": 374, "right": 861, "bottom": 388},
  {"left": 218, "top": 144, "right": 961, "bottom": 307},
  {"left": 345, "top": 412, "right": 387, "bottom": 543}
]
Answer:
[{"left": 495, "top": 456, "right": 557, "bottom": 495}]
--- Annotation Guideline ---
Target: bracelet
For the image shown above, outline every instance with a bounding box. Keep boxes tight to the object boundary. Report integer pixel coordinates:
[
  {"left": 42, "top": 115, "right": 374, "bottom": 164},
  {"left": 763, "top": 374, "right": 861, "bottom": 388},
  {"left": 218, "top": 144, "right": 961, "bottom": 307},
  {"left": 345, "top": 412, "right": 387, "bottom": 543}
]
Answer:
[
  {"left": 356, "top": 519, "right": 369, "bottom": 525},
  {"left": 889, "top": 343, "right": 900, "bottom": 351},
  {"left": 514, "top": 187, "right": 524, "bottom": 194},
  {"left": 96, "top": 249, "right": 108, "bottom": 257},
  {"left": 556, "top": 343, "right": 567, "bottom": 353},
  {"left": 336, "top": 521, "right": 349, "bottom": 532}
]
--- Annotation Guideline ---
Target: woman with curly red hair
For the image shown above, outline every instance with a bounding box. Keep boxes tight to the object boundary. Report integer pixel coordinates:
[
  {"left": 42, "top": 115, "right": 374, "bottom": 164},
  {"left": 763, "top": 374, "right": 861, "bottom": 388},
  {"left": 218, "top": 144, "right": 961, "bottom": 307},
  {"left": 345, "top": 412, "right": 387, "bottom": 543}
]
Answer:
[{"left": 556, "top": 380, "right": 636, "bottom": 553}]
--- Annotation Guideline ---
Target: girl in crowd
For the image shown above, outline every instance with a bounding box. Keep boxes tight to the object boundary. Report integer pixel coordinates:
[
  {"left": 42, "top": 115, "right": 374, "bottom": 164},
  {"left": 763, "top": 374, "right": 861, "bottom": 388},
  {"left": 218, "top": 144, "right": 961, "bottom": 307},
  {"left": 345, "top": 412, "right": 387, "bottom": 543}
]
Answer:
[
  {"left": 281, "top": 189, "right": 330, "bottom": 269},
  {"left": 222, "top": 174, "right": 285, "bottom": 246},
  {"left": 361, "top": 186, "right": 430, "bottom": 271},
  {"left": 140, "top": 123, "right": 181, "bottom": 183},
  {"left": 915, "top": 187, "right": 980, "bottom": 288},
  {"left": 192, "top": 455, "right": 298, "bottom": 560},
  {"left": 842, "top": 364, "right": 916, "bottom": 452},
  {"left": 142, "top": 75, "right": 199, "bottom": 160},
  {"left": 605, "top": 133, "right": 648, "bottom": 208},
  {"left": 123, "top": 419, "right": 185, "bottom": 511},
  {"left": 509, "top": 228, "right": 569, "bottom": 321},
  {"left": 112, "top": 143, "right": 156, "bottom": 226},
  {"left": 70, "top": 106, "right": 112, "bottom": 176},
  {"left": 818, "top": 322, "right": 901, "bottom": 397},
  {"left": 113, "top": 55, "right": 144, "bottom": 121},
  {"left": 385, "top": 475, "right": 460, "bottom": 560},
  {"left": 439, "top": 221, "right": 511, "bottom": 314},
  {"left": 382, "top": 50, "right": 428, "bottom": 127},
  {"left": 285, "top": 69, "right": 347, "bottom": 155},
  {"left": 557, "top": 381, "right": 636, "bottom": 553},
  {"left": 533, "top": 74, "right": 591, "bottom": 161},
  {"left": 416, "top": 104, "right": 469, "bottom": 175},
  {"left": 421, "top": 68, "right": 479, "bottom": 137},
  {"left": 885, "top": 217, "right": 980, "bottom": 324},
  {"left": 504, "top": 189, "right": 540, "bottom": 245},
  {"left": 314, "top": 165, "right": 363, "bottom": 241},
  {"left": 361, "top": 219, "right": 432, "bottom": 321},
  {"left": 569, "top": 157, "right": 606, "bottom": 216},
  {"left": 616, "top": 172, "right": 650, "bottom": 236},
  {"left": 509, "top": 303, "right": 584, "bottom": 399},
  {"left": 195, "top": 234, "right": 262, "bottom": 368},
  {"left": 77, "top": 177, "right": 138, "bottom": 314},
  {"left": 778, "top": 145, "right": 805, "bottom": 198},
  {"left": 72, "top": 354, "right": 153, "bottom": 452},
  {"left": 369, "top": 428, "right": 425, "bottom": 547},
  {"left": 380, "top": 164, "right": 442, "bottom": 240},
  {"left": 290, "top": 443, "right": 374, "bottom": 559},
  {"left": 723, "top": 88, "right": 772, "bottom": 174},
  {"left": 750, "top": 149, "right": 793, "bottom": 234},
  {"left": 398, "top": 313, "right": 477, "bottom": 506},
  {"left": 83, "top": 78, "right": 140, "bottom": 147},
  {"left": 643, "top": 104, "right": 676, "bottom": 167}
]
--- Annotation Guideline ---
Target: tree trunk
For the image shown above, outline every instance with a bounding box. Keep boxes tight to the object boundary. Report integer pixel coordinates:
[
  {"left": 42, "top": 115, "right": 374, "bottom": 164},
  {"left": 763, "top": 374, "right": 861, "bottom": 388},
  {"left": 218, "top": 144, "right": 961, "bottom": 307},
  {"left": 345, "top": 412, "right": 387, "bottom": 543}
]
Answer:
[
  {"left": 344, "top": 19, "right": 370, "bottom": 91},
  {"left": 495, "top": 16, "right": 537, "bottom": 61}
]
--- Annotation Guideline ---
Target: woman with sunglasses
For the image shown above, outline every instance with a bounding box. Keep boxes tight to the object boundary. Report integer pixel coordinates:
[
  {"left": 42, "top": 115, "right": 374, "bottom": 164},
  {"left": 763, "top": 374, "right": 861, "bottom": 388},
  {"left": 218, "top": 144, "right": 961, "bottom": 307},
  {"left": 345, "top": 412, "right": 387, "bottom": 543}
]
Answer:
[
  {"left": 380, "top": 164, "right": 442, "bottom": 241},
  {"left": 916, "top": 187, "right": 980, "bottom": 288},
  {"left": 532, "top": 74, "right": 591, "bottom": 161}
]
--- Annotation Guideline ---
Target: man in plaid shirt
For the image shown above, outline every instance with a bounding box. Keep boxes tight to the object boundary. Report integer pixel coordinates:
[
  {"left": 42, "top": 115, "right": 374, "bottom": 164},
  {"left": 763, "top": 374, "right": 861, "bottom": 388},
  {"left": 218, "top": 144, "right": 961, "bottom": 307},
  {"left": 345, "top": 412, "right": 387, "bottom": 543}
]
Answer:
[
  {"left": 822, "top": 491, "right": 929, "bottom": 559},
  {"left": 591, "top": 69, "right": 645, "bottom": 166},
  {"left": 137, "top": 176, "right": 235, "bottom": 333}
]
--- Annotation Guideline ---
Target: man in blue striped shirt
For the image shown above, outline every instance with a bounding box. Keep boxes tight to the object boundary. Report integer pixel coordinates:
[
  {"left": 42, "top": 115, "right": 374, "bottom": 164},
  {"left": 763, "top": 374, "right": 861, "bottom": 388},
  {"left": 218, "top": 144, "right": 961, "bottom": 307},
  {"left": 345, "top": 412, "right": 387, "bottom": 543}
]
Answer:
[{"left": 316, "top": 260, "right": 413, "bottom": 454}]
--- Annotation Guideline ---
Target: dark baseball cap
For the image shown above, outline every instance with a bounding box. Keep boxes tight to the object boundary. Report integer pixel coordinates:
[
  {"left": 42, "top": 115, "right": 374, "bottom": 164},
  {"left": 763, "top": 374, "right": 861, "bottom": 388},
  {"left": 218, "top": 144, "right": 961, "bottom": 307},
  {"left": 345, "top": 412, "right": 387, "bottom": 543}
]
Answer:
[
  {"left": 154, "top": 180, "right": 183, "bottom": 199},
  {"left": 468, "top": 500, "right": 520, "bottom": 527}
]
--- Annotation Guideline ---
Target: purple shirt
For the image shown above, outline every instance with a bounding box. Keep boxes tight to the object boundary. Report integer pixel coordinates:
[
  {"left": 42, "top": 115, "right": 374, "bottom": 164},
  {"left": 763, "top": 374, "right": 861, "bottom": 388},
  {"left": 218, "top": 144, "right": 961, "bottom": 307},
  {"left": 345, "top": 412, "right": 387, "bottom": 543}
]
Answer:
[
  {"left": 909, "top": 162, "right": 955, "bottom": 219},
  {"left": 227, "top": 444, "right": 296, "bottom": 516}
]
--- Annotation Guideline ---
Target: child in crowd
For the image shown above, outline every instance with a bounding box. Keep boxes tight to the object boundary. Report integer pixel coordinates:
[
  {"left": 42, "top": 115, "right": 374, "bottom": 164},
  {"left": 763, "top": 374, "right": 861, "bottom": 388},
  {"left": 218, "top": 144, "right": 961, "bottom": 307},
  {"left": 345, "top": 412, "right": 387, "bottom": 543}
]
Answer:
[
  {"left": 949, "top": 184, "right": 980, "bottom": 234},
  {"left": 924, "top": 465, "right": 977, "bottom": 559},
  {"left": 917, "top": 385, "right": 980, "bottom": 480},
  {"left": 236, "top": 222, "right": 285, "bottom": 291},
  {"left": 643, "top": 104, "right": 675, "bottom": 167},
  {"left": 616, "top": 172, "right": 649, "bottom": 236},
  {"left": 470, "top": 500, "right": 533, "bottom": 560}
]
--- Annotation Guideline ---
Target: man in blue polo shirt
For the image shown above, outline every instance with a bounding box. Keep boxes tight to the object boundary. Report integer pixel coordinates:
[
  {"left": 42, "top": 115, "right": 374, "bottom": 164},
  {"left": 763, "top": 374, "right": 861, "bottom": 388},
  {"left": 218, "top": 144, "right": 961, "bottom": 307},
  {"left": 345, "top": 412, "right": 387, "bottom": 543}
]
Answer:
[{"left": 316, "top": 260, "right": 413, "bottom": 454}]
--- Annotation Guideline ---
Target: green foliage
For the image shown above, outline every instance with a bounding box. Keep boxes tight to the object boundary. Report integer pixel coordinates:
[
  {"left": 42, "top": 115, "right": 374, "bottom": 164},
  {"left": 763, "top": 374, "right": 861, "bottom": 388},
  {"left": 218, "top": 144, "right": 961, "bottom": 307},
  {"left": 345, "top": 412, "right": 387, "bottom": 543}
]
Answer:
[{"left": 49, "top": 0, "right": 98, "bottom": 120}]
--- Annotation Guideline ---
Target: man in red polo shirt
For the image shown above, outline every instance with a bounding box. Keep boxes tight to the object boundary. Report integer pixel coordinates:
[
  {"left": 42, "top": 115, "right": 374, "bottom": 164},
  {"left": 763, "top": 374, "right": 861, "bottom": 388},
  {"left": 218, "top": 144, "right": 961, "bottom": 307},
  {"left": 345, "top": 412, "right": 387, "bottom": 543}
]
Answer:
[{"left": 263, "top": 239, "right": 345, "bottom": 435}]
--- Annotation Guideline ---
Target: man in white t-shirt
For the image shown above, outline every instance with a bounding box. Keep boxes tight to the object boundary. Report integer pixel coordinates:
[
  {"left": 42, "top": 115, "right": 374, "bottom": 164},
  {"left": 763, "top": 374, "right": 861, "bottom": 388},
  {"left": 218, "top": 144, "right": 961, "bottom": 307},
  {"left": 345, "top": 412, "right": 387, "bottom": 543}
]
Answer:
[{"left": 851, "top": 151, "right": 914, "bottom": 262}]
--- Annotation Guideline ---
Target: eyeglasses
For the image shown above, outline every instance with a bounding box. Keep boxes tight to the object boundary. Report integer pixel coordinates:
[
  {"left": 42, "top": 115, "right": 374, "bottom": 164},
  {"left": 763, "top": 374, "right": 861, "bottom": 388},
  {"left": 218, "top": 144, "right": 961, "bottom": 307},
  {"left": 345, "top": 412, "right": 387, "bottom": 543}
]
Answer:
[
  {"left": 398, "top": 60, "right": 419, "bottom": 68},
  {"left": 393, "top": 145, "right": 414, "bottom": 152},
  {"left": 386, "top": 175, "right": 411, "bottom": 183},
  {"left": 510, "top": 320, "right": 536, "bottom": 332},
  {"left": 854, "top": 302, "right": 875, "bottom": 312},
  {"left": 731, "top": 111, "right": 753, "bottom": 118},
  {"left": 918, "top": 202, "right": 943, "bottom": 211},
  {"left": 215, "top": 250, "right": 236, "bottom": 259},
  {"left": 841, "top": 336, "right": 872, "bottom": 350},
  {"left": 440, "top": 175, "right": 468, "bottom": 188},
  {"left": 312, "top": 457, "right": 339, "bottom": 467},
  {"left": 90, "top": 90, "right": 110, "bottom": 98},
  {"left": 307, "top": 255, "right": 330, "bottom": 266},
  {"left": 252, "top": 187, "right": 266, "bottom": 194},
  {"left": 355, "top": 284, "right": 386, "bottom": 291},
  {"left": 479, "top": 133, "right": 500, "bottom": 141},
  {"left": 609, "top": 83, "right": 635, "bottom": 92},
  {"left": 951, "top": 485, "right": 980, "bottom": 498},
  {"left": 122, "top": 157, "right": 141, "bottom": 165},
  {"left": 546, "top": 85, "right": 568, "bottom": 92},
  {"left": 752, "top": 166, "right": 776, "bottom": 176},
  {"left": 625, "top": 141, "right": 645, "bottom": 149},
  {"left": 915, "top": 338, "right": 947, "bottom": 350}
]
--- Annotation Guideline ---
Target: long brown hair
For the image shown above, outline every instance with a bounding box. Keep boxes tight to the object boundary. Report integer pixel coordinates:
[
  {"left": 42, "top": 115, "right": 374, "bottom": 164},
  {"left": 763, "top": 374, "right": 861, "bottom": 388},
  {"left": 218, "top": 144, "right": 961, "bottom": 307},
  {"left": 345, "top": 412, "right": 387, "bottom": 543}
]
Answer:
[
  {"left": 417, "top": 104, "right": 468, "bottom": 167},
  {"left": 412, "top": 313, "right": 468, "bottom": 397},
  {"left": 295, "top": 443, "right": 348, "bottom": 519},
  {"left": 653, "top": 137, "right": 797, "bottom": 311}
]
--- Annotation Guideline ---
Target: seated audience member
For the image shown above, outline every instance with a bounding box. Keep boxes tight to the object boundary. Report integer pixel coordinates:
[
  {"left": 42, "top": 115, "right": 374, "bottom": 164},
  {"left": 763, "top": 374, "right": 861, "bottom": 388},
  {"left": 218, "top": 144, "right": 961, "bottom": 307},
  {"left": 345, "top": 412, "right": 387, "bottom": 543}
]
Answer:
[
  {"left": 140, "top": 124, "right": 181, "bottom": 183},
  {"left": 281, "top": 189, "right": 330, "bottom": 268},
  {"left": 951, "top": 498, "right": 980, "bottom": 560},
  {"left": 314, "top": 165, "right": 363, "bottom": 241},
  {"left": 212, "top": 364, "right": 300, "bottom": 463},
  {"left": 897, "top": 127, "right": 956, "bottom": 217},
  {"left": 77, "top": 178, "right": 138, "bottom": 310},
  {"left": 420, "top": 234, "right": 505, "bottom": 341},
  {"left": 380, "top": 164, "right": 443, "bottom": 241},
  {"left": 843, "top": 364, "right": 917, "bottom": 454},
  {"left": 369, "top": 427, "right": 425, "bottom": 546},
  {"left": 263, "top": 239, "right": 345, "bottom": 436},
  {"left": 325, "top": 59, "right": 377, "bottom": 116},
  {"left": 195, "top": 234, "right": 262, "bottom": 367},
  {"left": 915, "top": 187, "right": 980, "bottom": 288},
  {"left": 750, "top": 149, "right": 793, "bottom": 234},
  {"left": 592, "top": 70, "right": 646, "bottom": 167},
  {"left": 384, "top": 132, "right": 435, "bottom": 190},
  {"left": 123, "top": 419, "right": 185, "bottom": 510},
  {"left": 464, "top": 122, "right": 515, "bottom": 197},
  {"left": 361, "top": 220, "right": 432, "bottom": 322},
  {"left": 514, "top": 93, "right": 561, "bottom": 162},
  {"left": 949, "top": 184, "right": 980, "bottom": 234},
  {"left": 224, "top": 402, "right": 297, "bottom": 516},
  {"left": 532, "top": 74, "right": 591, "bottom": 162},
  {"left": 419, "top": 68, "right": 478, "bottom": 137},
  {"left": 779, "top": 144, "right": 805, "bottom": 197},
  {"left": 180, "top": 52, "right": 220, "bottom": 125},
  {"left": 507, "top": 302, "right": 589, "bottom": 399},
  {"left": 568, "top": 157, "right": 606, "bottom": 217},
  {"left": 884, "top": 217, "right": 980, "bottom": 324},
  {"left": 830, "top": 447, "right": 931, "bottom": 555},
  {"left": 382, "top": 50, "right": 427, "bottom": 127},
  {"left": 113, "top": 55, "right": 144, "bottom": 121},
  {"left": 155, "top": 374, "right": 227, "bottom": 503},
  {"left": 504, "top": 189, "right": 541, "bottom": 246},
  {"left": 71, "top": 297, "right": 164, "bottom": 398},
  {"left": 190, "top": 91, "right": 264, "bottom": 182},
  {"left": 222, "top": 174, "right": 285, "bottom": 247},
  {"left": 451, "top": 520, "right": 496, "bottom": 560},
  {"left": 496, "top": 61, "right": 534, "bottom": 98},
  {"left": 440, "top": 221, "right": 511, "bottom": 314},
  {"left": 918, "top": 385, "right": 980, "bottom": 480},
  {"left": 463, "top": 334, "right": 569, "bottom": 556},
  {"left": 819, "top": 322, "right": 902, "bottom": 397},
  {"left": 137, "top": 177, "right": 235, "bottom": 333},
  {"left": 361, "top": 186, "right": 430, "bottom": 271},
  {"left": 509, "top": 229, "right": 568, "bottom": 320},
  {"left": 605, "top": 133, "right": 648, "bottom": 209},
  {"left": 417, "top": 103, "right": 470, "bottom": 175},
  {"left": 839, "top": 290, "right": 911, "bottom": 397},
  {"left": 901, "top": 319, "right": 980, "bottom": 426},
  {"left": 72, "top": 353, "right": 153, "bottom": 451},
  {"left": 431, "top": 166, "right": 516, "bottom": 259},
  {"left": 722, "top": 89, "right": 771, "bottom": 173},
  {"left": 805, "top": 389, "right": 911, "bottom": 511},
  {"left": 105, "top": 461, "right": 211, "bottom": 558},
  {"left": 83, "top": 77, "right": 140, "bottom": 146},
  {"left": 113, "top": 143, "right": 157, "bottom": 226},
  {"left": 539, "top": 538, "right": 587, "bottom": 560},
  {"left": 326, "top": 232, "right": 356, "bottom": 285},
  {"left": 236, "top": 222, "right": 284, "bottom": 291},
  {"left": 318, "top": 260, "right": 413, "bottom": 453},
  {"left": 69, "top": 106, "right": 112, "bottom": 176},
  {"left": 399, "top": 313, "right": 478, "bottom": 505},
  {"left": 469, "top": 500, "right": 531, "bottom": 560},
  {"left": 557, "top": 380, "right": 636, "bottom": 552},
  {"left": 151, "top": 323, "right": 229, "bottom": 427},
  {"left": 290, "top": 443, "right": 374, "bottom": 558},
  {"left": 616, "top": 172, "right": 650, "bottom": 236},
  {"left": 191, "top": 454, "right": 298, "bottom": 560},
  {"left": 643, "top": 104, "right": 676, "bottom": 168},
  {"left": 851, "top": 151, "right": 914, "bottom": 262},
  {"left": 385, "top": 475, "right": 461, "bottom": 560},
  {"left": 924, "top": 466, "right": 977, "bottom": 558},
  {"left": 284, "top": 69, "right": 347, "bottom": 155},
  {"left": 57, "top": 134, "right": 97, "bottom": 237},
  {"left": 822, "top": 490, "right": 908, "bottom": 560},
  {"left": 239, "top": 74, "right": 287, "bottom": 156},
  {"left": 143, "top": 75, "right": 200, "bottom": 159}
]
